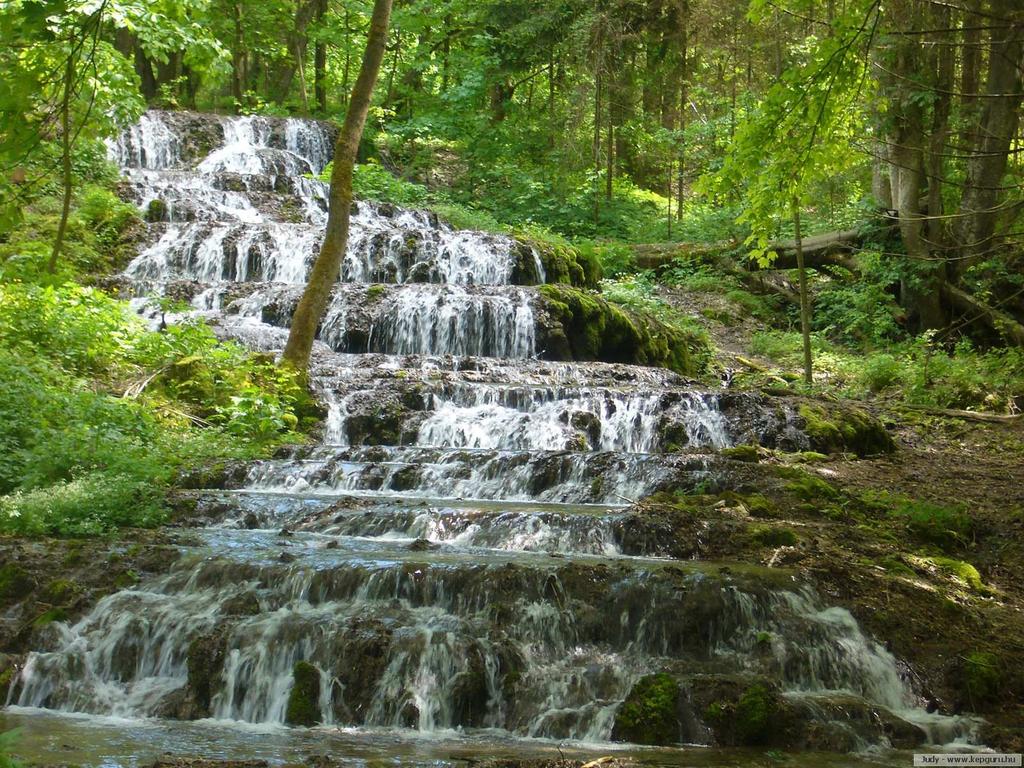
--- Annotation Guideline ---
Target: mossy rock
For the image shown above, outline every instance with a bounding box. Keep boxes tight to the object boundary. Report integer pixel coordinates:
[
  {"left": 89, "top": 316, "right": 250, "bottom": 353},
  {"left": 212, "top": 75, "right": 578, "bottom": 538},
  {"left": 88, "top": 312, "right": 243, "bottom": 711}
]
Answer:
[
  {"left": 32, "top": 607, "right": 69, "bottom": 628},
  {"left": 0, "top": 564, "right": 34, "bottom": 602},
  {"left": 41, "top": 579, "right": 81, "bottom": 604},
  {"left": 146, "top": 199, "right": 169, "bottom": 223},
  {"left": 928, "top": 557, "right": 986, "bottom": 592},
  {"left": 528, "top": 241, "right": 602, "bottom": 289},
  {"left": 784, "top": 470, "right": 839, "bottom": 501},
  {"left": 537, "top": 285, "right": 707, "bottom": 375},
  {"left": 721, "top": 445, "right": 759, "bottom": 463},
  {"left": 186, "top": 629, "right": 229, "bottom": 716},
  {"left": 611, "top": 673, "right": 681, "bottom": 745},
  {"left": 285, "top": 660, "right": 322, "bottom": 726},
  {"left": 750, "top": 525, "right": 799, "bottom": 547},
  {"left": 703, "top": 682, "right": 791, "bottom": 746},
  {"left": 798, "top": 403, "right": 894, "bottom": 457}
]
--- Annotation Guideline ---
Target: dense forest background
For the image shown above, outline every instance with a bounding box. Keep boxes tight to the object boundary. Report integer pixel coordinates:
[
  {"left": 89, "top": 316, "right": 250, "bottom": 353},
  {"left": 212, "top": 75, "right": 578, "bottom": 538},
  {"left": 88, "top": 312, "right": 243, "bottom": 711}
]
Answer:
[{"left": 0, "top": 0, "right": 1022, "bottom": 534}]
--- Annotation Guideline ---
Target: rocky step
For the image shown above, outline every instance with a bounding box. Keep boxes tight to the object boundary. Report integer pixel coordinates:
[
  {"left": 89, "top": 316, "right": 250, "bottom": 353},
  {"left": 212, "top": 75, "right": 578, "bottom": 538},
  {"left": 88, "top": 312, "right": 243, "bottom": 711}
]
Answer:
[
  {"left": 12, "top": 541, "right": 927, "bottom": 741},
  {"left": 124, "top": 203, "right": 546, "bottom": 288},
  {"left": 109, "top": 109, "right": 337, "bottom": 173},
  {"left": 121, "top": 168, "right": 329, "bottom": 224},
  {"left": 188, "top": 491, "right": 634, "bottom": 556},
  {"left": 9, "top": 544, "right": 913, "bottom": 729},
  {"left": 236, "top": 445, "right": 740, "bottom": 505}
]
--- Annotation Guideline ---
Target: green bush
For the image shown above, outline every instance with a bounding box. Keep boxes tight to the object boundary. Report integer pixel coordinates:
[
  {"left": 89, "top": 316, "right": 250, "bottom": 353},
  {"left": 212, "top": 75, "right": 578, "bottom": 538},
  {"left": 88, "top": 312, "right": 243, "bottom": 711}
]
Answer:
[
  {"left": 0, "top": 283, "right": 308, "bottom": 537},
  {"left": 0, "top": 474, "right": 165, "bottom": 538},
  {"left": 349, "top": 161, "right": 429, "bottom": 207},
  {"left": 578, "top": 241, "right": 635, "bottom": 278}
]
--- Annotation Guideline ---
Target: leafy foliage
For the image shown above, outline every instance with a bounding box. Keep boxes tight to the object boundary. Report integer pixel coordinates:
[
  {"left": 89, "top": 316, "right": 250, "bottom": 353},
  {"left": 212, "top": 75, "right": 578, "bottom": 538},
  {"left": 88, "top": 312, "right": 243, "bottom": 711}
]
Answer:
[{"left": 0, "top": 280, "right": 307, "bottom": 537}]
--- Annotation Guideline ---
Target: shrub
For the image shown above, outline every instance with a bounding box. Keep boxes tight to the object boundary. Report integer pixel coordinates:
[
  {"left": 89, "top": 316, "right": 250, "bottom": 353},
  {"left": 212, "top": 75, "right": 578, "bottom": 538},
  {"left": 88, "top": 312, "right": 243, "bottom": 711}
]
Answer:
[
  {"left": 0, "top": 284, "right": 308, "bottom": 537},
  {"left": 0, "top": 474, "right": 165, "bottom": 537}
]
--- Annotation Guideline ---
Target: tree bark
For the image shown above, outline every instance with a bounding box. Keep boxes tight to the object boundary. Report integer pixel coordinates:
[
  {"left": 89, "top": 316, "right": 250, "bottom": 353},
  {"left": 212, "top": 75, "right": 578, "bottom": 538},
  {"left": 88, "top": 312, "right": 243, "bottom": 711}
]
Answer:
[
  {"left": 792, "top": 197, "right": 813, "bottom": 385},
  {"left": 231, "top": 2, "right": 244, "bottom": 110},
  {"left": 281, "top": 0, "right": 395, "bottom": 373},
  {"left": 48, "top": 49, "right": 76, "bottom": 274},
  {"left": 954, "top": 1, "right": 1024, "bottom": 273},
  {"left": 314, "top": 0, "right": 328, "bottom": 112}
]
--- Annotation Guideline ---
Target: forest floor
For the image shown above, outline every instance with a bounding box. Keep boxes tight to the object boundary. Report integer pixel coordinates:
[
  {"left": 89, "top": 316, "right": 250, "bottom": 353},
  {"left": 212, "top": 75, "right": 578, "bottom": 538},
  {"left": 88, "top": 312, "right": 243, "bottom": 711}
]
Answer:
[{"left": 637, "top": 283, "right": 1024, "bottom": 748}]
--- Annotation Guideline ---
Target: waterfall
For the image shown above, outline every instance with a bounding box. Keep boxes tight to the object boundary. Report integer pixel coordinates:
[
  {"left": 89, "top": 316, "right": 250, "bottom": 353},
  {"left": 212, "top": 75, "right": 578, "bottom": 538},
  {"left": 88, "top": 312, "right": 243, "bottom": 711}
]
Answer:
[{"left": 4, "top": 110, "right": 979, "bottom": 757}]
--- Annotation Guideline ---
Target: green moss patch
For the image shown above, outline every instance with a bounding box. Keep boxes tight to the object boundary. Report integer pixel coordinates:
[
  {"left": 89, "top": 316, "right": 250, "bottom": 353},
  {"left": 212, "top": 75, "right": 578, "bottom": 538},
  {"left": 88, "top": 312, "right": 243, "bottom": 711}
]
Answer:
[
  {"left": 611, "top": 673, "right": 681, "bottom": 745},
  {"left": 285, "top": 660, "right": 322, "bottom": 726},
  {"left": 531, "top": 241, "right": 602, "bottom": 289},
  {"left": 0, "top": 564, "right": 34, "bottom": 601},
  {"left": 537, "top": 285, "right": 708, "bottom": 375},
  {"left": 721, "top": 445, "right": 760, "bottom": 463},
  {"left": 963, "top": 652, "right": 1001, "bottom": 707},
  {"left": 750, "top": 526, "right": 799, "bottom": 547},
  {"left": 798, "top": 403, "right": 894, "bottom": 457}
]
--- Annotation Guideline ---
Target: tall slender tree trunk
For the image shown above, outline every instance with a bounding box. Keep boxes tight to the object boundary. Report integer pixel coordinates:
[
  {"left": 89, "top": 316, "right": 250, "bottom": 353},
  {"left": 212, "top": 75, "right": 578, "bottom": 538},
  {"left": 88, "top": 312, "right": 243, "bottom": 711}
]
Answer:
[
  {"left": 605, "top": 97, "right": 614, "bottom": 201},
  {"left": 296, "top": 40, "right": 310, "bottom": 113},
  {"left": 282, "top": 0, "right": 395, "bottom": 373},
  {"left": 314, "top": 0, "right": 328, "bottom": 112},
  {"left": 547, "top": 53, "right": 556, "bottom": 148},
  {"left": 958, "top": 0, "right": 983, "bottom": 147},
  {"left": 231, "top": 2, "right": 244, "bottom": 110},
  {"left": 593, "top": 65, "right": 602, "bottom": 227},
  {"left": 792, "top": 197, "right": 812, "bottom": 385},
  {"left": 48, "top": 49, "right": 76, "bottom": 274},
  {"left": 342, "top": 9, "right": 352, "bottom": 105}
]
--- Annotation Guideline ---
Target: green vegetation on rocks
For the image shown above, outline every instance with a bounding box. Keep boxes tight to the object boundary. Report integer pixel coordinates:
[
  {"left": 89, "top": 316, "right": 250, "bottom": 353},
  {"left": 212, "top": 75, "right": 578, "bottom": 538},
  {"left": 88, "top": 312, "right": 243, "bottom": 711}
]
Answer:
[
  {"left": 285, "top": 661, "right": 322, "bottom": 727},
  {"left": 611, "top": 673, "right": 681, "bottom": 745},
  {"left": 798, "top": 403, "right": 894, "bottom": 456},
  {"left": 704, "top": 683, "right": 789, "bottom": 746},
  {"left": 537, "top": 284, "right": 709, "bottom": 375}
]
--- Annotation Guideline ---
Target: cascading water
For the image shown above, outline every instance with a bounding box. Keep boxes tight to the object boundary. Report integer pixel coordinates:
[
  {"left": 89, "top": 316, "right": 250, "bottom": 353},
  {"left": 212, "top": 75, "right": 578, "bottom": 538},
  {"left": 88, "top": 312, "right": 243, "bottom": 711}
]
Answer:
[{"left": 5, "top": 111, "right": 979, "bottom": 760}]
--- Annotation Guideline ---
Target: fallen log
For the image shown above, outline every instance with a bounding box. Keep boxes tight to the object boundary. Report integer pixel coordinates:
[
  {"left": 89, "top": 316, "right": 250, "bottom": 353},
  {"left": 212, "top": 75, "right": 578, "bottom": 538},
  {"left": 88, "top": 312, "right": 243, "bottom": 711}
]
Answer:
[
  {"left": 894, "top": 403, "right": 1022, "bottom": 423},
  {"left": 631, "top": 229, "right": 868, "bottom": 273},
  {"left": 942, "top": 284, "right": 1024, "bottom": 348}
]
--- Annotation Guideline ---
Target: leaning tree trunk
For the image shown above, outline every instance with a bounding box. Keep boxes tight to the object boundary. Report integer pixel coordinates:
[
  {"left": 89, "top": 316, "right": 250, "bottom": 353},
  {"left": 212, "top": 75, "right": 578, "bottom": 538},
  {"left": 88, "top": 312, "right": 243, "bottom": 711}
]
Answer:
[{"left": 281, "top": 0, "right": 394, "bottom": 373}]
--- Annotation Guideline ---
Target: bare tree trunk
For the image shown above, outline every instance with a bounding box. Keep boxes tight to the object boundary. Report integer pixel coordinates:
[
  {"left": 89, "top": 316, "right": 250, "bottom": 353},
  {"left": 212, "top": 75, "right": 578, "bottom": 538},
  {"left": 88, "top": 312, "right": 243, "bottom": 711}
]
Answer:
[
  {"left": 954, "top": 1, "right": 1024, "bottom": 273},
  {"left": 605, "top": 95, "right": 613, "bottom": 201},
  {"left": 958, "top": 0, "right": 983, "bottom": 147},
  {"left": 231, "top": 2, "right": 244, "bottom": 110},
  {"left": 593, "top": 64, "right": 602, "bottom": 227},
  {"left": 296, "top": 39, "right": 310, "bottom": 113},
  {"left": 792, "top": 197, "right": 813, "bottom": 385},
  {"left": 48, "top": 50, "right": 76, "bottom": 274},
  {"left": 282, "top": 0, "right": 395, "bottom": 373},
  {"left": 313, "top": 0, "right": 328, "bottom": 112},
  {"left": 342, "top": 9, "right": 352, "bottom": 105}
]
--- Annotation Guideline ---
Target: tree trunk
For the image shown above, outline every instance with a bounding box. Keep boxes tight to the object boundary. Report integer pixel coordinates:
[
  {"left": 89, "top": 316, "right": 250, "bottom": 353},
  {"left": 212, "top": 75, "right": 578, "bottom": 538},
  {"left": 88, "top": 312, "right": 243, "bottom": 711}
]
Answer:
[
  {"left": 926, "top": 4, "right": 954, "bottom": 249},
  {"left": 954, "top": 1, "right": 1024, "bottom": 273},
  {"left": 883, "top": 9, "right": 947, "bottom": 331},
  {"left": 281, "top": 0, "right": 395, "bottom": 373},
  {"left": 792, "top": 197, "right": 813, "bottom": 386},
  {"left": 605, "top": 100, "right": 614, "bottom": 201},
  {"left": 231, "top": 2, "right": 244, "bottom": 110},
  {"left": 314, "top": 0, "right": 327, "bottom": 113},
  {"left": 958, "top": 0, "right": 983, "bottom": 147},
  {"left": 48, "top": 49, "right": 76, "bottom": 274}
]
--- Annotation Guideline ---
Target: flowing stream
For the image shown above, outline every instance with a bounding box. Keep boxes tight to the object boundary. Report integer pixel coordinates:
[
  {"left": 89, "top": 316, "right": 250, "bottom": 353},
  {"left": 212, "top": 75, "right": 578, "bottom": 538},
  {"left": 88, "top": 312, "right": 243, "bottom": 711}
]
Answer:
[{"left": 3, "top": 111, "right": 980, "bottom": 764}]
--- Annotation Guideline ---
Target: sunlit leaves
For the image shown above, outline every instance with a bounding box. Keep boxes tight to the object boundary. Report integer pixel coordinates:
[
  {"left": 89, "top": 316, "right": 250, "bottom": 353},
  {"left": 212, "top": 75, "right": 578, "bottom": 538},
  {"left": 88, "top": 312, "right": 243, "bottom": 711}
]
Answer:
[{"left": 700, "top": 0, "right": 880, "bottom": 263}]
